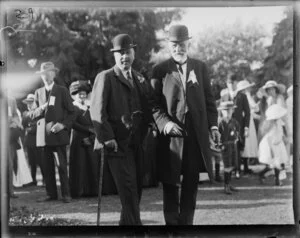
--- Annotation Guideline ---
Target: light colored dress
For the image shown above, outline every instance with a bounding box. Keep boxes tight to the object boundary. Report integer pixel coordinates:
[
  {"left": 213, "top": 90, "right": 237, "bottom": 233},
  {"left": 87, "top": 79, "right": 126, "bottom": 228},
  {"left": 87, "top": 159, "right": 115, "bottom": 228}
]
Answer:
[
  {"left": 241, "top": 92, "right": 259, "bottom": 158},
  {"left": 258, "top": 119, "right": 289, "bottom": 169},
  {"left": 13, "top": 139, "right": 33, "bottom": 187}
]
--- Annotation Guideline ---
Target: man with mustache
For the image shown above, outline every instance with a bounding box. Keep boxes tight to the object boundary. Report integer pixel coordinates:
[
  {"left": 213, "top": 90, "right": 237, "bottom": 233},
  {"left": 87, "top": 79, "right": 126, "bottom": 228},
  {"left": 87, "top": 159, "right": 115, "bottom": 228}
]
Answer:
[
  {"left": 90, "top": 34, "right": 152, "bottom": 225},
  {"left": 150, "top": 25, "right": 220, "bottom": 225}
]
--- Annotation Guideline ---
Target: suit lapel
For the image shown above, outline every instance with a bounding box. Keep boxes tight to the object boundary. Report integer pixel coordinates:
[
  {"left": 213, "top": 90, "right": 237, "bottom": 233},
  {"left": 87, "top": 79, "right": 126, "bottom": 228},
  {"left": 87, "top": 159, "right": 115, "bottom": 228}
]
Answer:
[{"left": 113, "top": 65, "right": 132, "bottom": 90}]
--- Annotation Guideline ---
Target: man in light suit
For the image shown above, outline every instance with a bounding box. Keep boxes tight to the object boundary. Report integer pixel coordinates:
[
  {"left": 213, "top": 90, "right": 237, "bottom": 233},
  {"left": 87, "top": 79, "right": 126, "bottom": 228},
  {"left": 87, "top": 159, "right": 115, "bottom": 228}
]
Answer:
[
  {"left": 30, "top": 62, "right": 76, "bottom": 203},
  {"left": 150, "top": 25, "right": 220, "bottom": 225},
  {"left": 90, "top": 34, "right": 152, "bottom": 225}
]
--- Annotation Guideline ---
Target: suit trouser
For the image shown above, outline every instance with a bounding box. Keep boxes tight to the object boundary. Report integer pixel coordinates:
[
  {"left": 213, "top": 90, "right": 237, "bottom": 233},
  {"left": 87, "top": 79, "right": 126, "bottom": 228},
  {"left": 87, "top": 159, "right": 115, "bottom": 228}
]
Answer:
[
  {"left": 104, "top": 145, "right": 143, "bottom": 225},
  {"left": 163, "top": 113, "right": 202, "bottom": 225},
  {"left": 42, "top": 146, "right": 70, "bottom": 198},
  {"left": 27, "top": 146, "right": 44, "bottom": 182}
]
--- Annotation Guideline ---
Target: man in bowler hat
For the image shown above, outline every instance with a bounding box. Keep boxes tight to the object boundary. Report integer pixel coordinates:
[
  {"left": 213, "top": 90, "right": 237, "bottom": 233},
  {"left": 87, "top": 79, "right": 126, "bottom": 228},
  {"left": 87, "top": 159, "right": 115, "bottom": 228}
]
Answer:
[
  {"left": 90, "top": 34, "right": 152, "bottom": 225},
  {"left": 29, "top": 62, "right": 76, "bottom": 203},
  {"left": 150, "top": 25, "right": 220, "bottom": 225}
]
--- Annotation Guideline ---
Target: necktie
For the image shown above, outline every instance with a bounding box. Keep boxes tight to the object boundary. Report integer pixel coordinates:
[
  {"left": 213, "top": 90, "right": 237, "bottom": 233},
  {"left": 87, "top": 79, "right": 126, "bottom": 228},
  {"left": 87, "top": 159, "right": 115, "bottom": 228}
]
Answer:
[
  {"left": 177, "top": 64, "right": 183, "bottom": 74},
  {"left": 126, "top": 71, "right": 134, "bottom": 87},
  {"left": 45, "top": 89, "right": 51, "bottom": 102}
]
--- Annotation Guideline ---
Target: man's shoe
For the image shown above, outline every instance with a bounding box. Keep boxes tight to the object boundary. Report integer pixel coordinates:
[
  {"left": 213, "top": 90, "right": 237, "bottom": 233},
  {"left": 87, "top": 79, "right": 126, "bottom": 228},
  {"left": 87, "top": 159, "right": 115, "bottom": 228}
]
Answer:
[
  {"left": 37, "top": 196, "right": 57, "bottom": 202},
  {"left": 224, "top": 184, "right": 232, "bottom": 195},
  {"left": 229, "top": 185, "right": 239, "bottom": 192},
  {"left": 11, "top": 193, "right": 18, "bottom": 198},
  {"left": 62, "top": 197, "right": 71, "bottom": 203}
]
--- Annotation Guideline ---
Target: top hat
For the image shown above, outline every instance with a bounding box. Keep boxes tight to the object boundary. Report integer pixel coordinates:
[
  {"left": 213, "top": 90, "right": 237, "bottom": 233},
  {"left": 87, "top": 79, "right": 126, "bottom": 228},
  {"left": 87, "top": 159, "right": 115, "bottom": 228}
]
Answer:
[
  {"left": 35, "top": 62, "right": 59, "bottom": 74},
  {"left": 69, "top": 80, "right": 92, "bottom": 95},
  {"left": 236, "top": 80, "right": 255, "bottom": 93},
  {"left": 262, "top": 80, "right": 286, "bottom": 94},
  {"left": 265, "top": 104, "right": 287, "bottom": 120},
  {"left": 110, "top": 34, "right": 136, "bottom": 52},
  {"left": 167, "top": 25, "right": 191, "bottom": 42},
  {"left": 22, "top": 94, "right": 35, "bottom": 104},
  {"left": 217, "top": 101, "right": 237, "bottom": 110}
]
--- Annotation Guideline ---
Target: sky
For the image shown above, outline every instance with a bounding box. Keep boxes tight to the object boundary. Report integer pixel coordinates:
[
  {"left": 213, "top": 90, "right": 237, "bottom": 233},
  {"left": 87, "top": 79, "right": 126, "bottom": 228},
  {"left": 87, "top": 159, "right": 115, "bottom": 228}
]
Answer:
[{"left": 174, "top": 6, "right": 286, "bottom": 36}]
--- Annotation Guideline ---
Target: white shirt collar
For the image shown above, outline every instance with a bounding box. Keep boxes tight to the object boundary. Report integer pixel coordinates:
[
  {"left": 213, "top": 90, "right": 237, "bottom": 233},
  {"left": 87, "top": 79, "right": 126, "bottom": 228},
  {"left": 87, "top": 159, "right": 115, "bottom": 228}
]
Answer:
[
  {"left": 45, "top": 82, "right": 54, "bottom": 91},
  {"left": 118, "top": 66, "right": 132, "bottom": 79}
]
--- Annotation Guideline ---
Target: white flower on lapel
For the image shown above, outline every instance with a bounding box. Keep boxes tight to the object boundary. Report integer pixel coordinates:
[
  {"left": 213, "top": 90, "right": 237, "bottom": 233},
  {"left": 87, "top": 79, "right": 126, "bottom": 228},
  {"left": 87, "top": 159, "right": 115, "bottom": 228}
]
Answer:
[
  {"left": 137, "top": 75, "right": 145, "bottom": 83},
  {"left": 187, "top": 70, "right": 198, "bottom": 85}
]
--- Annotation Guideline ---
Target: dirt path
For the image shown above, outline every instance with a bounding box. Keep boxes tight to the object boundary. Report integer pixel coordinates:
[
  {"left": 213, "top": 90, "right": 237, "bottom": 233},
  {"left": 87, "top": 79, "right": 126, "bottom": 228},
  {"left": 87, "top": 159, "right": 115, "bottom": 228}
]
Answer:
[{"left": 10, "top": 166, "right": 294, "bottom": 226}]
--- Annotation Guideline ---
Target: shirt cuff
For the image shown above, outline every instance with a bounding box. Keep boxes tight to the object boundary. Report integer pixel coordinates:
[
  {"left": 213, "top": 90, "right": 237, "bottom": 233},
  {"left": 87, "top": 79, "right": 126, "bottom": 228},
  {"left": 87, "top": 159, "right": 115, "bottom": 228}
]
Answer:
[
  {"left": 211, "top": 126, "right": 218, "bottom": 131},
  {"left": 164, "top": 121, "right": 174, "bottom": 135}
]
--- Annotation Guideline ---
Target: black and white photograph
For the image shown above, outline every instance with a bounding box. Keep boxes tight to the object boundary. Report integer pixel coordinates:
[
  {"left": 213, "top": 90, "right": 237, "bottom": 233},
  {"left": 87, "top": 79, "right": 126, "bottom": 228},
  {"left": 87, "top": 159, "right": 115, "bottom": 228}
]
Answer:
[{"left": 0, "top": 0, "right": 299, "bottom": 237}]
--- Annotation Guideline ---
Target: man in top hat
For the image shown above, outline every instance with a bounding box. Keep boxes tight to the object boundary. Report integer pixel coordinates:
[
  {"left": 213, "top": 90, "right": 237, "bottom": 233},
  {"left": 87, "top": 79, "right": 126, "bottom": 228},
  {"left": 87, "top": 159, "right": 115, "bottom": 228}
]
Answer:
[
  {"left": 90, "top": 33, "right": 152, "bottom": 225},
  {"left": 22, "top": 94, "right": 45, "bottom": 186},
  {"left": 29, "top": 62, "right": 76, "bottom": 203},
  {"left": 150, "top": 24, "right": 220, "bottom": 225}
]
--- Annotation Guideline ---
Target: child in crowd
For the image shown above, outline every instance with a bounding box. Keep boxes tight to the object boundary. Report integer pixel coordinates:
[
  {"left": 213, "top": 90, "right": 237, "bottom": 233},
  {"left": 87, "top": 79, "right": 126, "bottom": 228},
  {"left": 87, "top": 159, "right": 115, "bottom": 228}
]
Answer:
[
  {"left": 258, "top": 104, "right": 289, "bottom": 186},
  {"left": 218, "top": 101, "right": 240, "bottom": 194}
]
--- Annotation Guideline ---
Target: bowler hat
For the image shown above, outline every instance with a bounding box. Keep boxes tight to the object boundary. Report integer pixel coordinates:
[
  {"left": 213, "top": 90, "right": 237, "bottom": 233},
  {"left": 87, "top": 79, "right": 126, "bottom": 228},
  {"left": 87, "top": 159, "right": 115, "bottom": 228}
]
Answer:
[
  {"left": 167, "top": 25, "right": 191, "bottom": 42},
  {"left": 35, "top": 62, "right": 59, "bottom": 74},
  {"left": 110, "top": 34, "right": 136, "bottom": 52}
]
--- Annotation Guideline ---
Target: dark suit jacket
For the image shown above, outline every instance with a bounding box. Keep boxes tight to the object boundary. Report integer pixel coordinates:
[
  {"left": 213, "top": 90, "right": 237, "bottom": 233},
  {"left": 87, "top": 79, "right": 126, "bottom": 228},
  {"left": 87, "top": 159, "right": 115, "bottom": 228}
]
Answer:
[
  {"left": 30, "top": 83, "right": 76, "bottom": 146},
  {"left": 90, "top": 65, "right": 152, "bottom": 157},
  {"left": 22, "top": 110, "right": 37, "bottom": 147},
  {"left": 151, "top": 57, "right": 218, "bottom": 185}
]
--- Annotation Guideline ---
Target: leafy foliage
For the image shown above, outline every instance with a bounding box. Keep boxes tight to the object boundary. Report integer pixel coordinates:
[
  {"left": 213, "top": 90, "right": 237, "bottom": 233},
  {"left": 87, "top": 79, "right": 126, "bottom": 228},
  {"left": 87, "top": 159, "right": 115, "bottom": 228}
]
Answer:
[{"left": 8, "top": 8, "right": 182, "bottom": 88}]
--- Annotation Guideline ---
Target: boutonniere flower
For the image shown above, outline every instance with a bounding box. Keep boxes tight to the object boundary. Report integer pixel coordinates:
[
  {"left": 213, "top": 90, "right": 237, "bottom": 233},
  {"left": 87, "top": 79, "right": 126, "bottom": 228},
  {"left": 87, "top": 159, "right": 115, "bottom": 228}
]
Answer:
[
  {"left": 137, "top": 75, "right": 145, "bottom": 83},
  {"left": 187, "top": 70, "right": 198, "bottom": 85}
]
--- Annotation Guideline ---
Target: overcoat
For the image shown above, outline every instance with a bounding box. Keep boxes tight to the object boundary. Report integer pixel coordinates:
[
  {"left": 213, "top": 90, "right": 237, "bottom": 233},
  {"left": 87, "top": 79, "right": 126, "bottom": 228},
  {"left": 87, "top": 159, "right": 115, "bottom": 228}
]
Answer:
[
  {"left": 90, "top": 65, "right": 152, "bottom": 156},
  {"left": 151, "top": 58, "right": 218, "bottom": 185},
  {"left": 30, "top": 84, "right": 76, "bottom": 146}
]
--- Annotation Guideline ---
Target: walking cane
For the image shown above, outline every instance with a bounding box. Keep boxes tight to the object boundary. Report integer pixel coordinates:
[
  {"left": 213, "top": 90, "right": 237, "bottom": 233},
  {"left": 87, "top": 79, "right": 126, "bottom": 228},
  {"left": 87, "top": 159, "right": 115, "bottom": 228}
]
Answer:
[{"left": 97, "top": 143, "right": 105, "bottom": 226}]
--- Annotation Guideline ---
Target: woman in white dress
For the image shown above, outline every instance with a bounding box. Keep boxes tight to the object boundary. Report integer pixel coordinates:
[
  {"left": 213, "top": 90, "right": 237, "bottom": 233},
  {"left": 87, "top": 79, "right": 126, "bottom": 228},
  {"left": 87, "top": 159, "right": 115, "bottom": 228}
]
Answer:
[
  {"left": 258, "top": 104, "right": 289, "bottom": 186},
  {"left": 235, "top": 80, "right": 259, "bottom": 174}
]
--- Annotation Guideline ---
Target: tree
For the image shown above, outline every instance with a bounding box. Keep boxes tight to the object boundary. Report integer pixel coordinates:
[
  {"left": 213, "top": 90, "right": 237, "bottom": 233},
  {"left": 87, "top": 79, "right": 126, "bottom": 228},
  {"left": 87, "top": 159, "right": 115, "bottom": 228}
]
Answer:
[
  {"left": 255, "top": 6, "right": 293, "bottom": 89},
  {"left": 191, "top": 20, "right": 270, "bottom": 89},
  {"left": 7, "top": 8, "right": 182, "bottom": 91}
]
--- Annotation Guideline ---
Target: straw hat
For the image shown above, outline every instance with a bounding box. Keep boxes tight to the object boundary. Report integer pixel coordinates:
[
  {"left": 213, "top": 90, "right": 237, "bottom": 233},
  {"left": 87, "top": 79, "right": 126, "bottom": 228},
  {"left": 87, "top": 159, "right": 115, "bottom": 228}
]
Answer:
[
  {"left": 22, "top": 94, "right": 35, "bottom": 104},
  {"left": 265, "top": 104, "right": 287, "bottom": 120},
  {"left": 262, "top": 80, "right": 286, "bottom": 94},
  {"left": 236, "top": 80, "right": 255, "bottom": 93},
  {"left": 217, "top": 101, "right": 237, "bottom": 111},
  {"left": 35, "top": 62, "right": 59, "bottom": 74}
]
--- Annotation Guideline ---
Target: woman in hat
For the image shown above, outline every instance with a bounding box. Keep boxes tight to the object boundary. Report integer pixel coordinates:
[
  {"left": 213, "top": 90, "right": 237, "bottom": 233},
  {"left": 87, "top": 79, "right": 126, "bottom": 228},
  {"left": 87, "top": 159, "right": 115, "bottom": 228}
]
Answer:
[
  {"left": 218, "top": 101, "right": 240, "bottom": 194},
  {"left": 22, "top": 94, "right": 45, "bottom": 186},
  {"left": 262, "top": 80, "right": 286, "bottom": 108},
  {"left": 236, "top": 80, "right": 259, "bottom": 174},
  {"left": 69, "top": 81, "right": 99, "bottom": 197},
  {"left": 258, "top": 104, "right": 289, "bottom": 186}
]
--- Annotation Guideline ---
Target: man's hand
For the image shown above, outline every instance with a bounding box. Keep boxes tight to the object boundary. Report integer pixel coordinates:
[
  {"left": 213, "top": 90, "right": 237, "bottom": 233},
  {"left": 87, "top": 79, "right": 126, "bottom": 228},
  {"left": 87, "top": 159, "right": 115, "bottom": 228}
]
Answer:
[
  {"left": 104, "top": 139, "right": 118, "bottom": 152},
  {"left": 211, "top": 128, "right": 221, "bottom": 144},
  {"left": 51, "top": 122, "right": 65, "bottom": 134},
  {"left": 41, "top": 103, "right": 48, "bottom": 111},
  {"left": 164, "top": 121, "right": 184, "bottom": 137}
]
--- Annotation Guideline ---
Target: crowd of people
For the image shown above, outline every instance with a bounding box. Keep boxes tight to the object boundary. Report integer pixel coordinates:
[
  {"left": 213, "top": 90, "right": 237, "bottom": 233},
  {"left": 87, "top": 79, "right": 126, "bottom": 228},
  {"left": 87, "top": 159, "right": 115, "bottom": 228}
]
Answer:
[{"left": 7, "top": 24, "right": 293, "bottom": 226}]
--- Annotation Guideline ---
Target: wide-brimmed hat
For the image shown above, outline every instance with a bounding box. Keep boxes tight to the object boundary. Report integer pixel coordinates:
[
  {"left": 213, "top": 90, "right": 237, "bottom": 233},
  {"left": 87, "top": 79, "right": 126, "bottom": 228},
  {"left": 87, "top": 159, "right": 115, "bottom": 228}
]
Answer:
[
  {"left": 35, "top": 62, "right": 59, "bottom": 74},
  {"left": 262, "top": 80, "right": 286, "bottom": 94},
  {"left": 69, "top": 80, "right": 92, "bottom": 95},
  {"left": 167, "top": 25, "right": 192, "bottom": 42},
  {"left": 217, "top": 101, "right": 237, "bottom": 110},
  {"left": 287, "top": 85, "right": 293, "bottom": 95},
  {"left": 236, "top": 80, "right": 255, "bottom": 93},
  {"left": 22, "top": 94, "right": 35, "bottom": 104},
  {"left": 265, "top": 104, "right": 287, "bottom": 120},
  {"left": 110, "top": 34, "right": 136, "bottom": 52}
]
